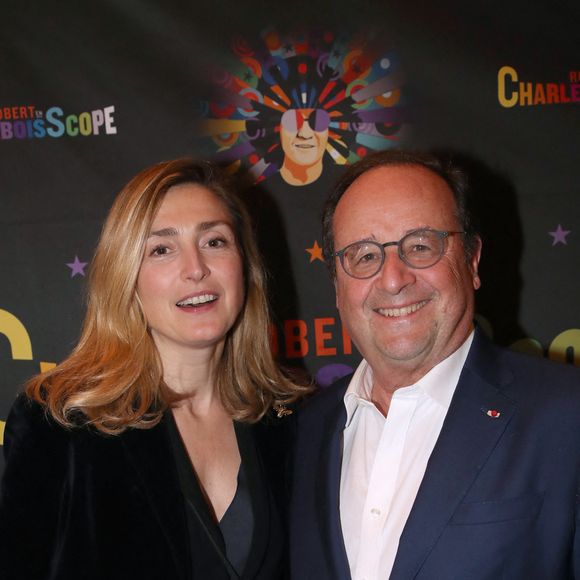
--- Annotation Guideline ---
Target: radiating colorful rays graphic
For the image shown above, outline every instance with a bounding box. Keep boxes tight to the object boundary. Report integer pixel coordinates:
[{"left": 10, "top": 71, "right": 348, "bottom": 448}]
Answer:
[{"left": 194, "top": 28, "right": 407, "bottom": 183}]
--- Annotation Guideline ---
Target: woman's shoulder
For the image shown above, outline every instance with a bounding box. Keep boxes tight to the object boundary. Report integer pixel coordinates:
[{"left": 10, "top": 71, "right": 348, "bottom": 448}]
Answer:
[
  {"left": 254, "top": 403, "right": 297, "bottom": 439},
  {"left": 6, "top": 392, "right": 53, "bottom": 429},
  {"left": 3, "top": 393, "right": 69, "bottom": 456},
  {"left": 247, "top": 404, "right": 298, "bottom": 477},
  {"left": 1, "top": 394, "right": 75, "bottom": 502}
]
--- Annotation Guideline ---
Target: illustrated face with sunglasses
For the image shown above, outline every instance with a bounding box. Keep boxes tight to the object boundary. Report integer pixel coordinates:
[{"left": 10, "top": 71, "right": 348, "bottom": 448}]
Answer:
[
  {"left": 279, "top": 108, "right": 330, "bottom": 185},
  {"left": 333, "top": 163, "right": 481, "bottom": 384}
]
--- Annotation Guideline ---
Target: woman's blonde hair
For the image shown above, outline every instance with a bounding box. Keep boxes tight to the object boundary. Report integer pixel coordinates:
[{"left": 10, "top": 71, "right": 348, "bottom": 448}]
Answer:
[{"left": 26, "top": 158, "right": 307, "bottom": 434}]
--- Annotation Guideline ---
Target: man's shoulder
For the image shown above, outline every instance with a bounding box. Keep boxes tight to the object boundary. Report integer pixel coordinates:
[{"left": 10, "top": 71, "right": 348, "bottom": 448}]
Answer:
[
  {"left": 469, "top": 333, "right": 580, "bottom": 408},
  {"left": 485, "top": 337, "right": 579, "bottom": 381},
  {"left": 505, "top": 349, "right": 580, "bottom": 399}
]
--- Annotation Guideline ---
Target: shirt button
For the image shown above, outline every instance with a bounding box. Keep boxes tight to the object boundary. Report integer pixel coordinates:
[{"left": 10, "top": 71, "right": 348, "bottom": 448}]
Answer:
[{"left": 370, "top": 508, "right": 381, "bottom": 517}]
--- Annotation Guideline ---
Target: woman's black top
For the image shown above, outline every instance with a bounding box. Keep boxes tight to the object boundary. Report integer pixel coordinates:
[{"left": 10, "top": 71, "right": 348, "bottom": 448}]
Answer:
[{"left": 166, "top": 413, "right": 255, "bottom": 579}]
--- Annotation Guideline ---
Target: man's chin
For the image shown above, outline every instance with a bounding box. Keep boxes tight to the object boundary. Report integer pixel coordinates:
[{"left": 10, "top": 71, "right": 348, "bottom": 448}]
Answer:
[{"left": 376, "top": 335, "right": 434, "bottom": 365}]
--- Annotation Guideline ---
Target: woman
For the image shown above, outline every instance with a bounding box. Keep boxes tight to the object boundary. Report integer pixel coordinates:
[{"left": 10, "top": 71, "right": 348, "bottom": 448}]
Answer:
[{"left": 0, "top": 159, "right": 307, "bottom": 579}]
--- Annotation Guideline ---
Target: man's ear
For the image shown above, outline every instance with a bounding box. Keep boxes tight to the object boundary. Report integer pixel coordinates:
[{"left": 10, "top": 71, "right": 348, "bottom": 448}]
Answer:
[{"left": 471, "top": 236, "right": 483, "bottom": 290}]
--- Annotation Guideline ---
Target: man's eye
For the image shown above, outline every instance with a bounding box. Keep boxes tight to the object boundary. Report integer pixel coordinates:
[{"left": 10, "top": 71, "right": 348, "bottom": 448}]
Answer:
[
  {"left": 358, "top": 252, "right": 379, "bottom": 264},
  {"left": 409, "top": 244, "right": 432, "bottom": 253},
  {"left": 347, "top": 245, "right": 380, "bottom": 266}
]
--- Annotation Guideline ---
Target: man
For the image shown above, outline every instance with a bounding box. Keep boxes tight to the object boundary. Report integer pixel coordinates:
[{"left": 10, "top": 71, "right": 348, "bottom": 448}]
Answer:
[{"left": 290, "top": 150, "right": 580, "bottom": 579}]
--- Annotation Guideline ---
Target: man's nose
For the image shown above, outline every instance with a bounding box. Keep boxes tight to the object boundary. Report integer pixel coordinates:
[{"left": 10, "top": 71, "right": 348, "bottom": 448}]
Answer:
[{"left": 375, "top": 247, "right": 416, "bottom": 294}]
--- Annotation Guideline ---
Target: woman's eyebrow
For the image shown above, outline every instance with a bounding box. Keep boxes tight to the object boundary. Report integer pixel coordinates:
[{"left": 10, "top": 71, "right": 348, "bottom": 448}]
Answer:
[
  {"left": 148, "top": 227, "right": 178, "bottom": 238},
  {"left": 198, "top": 220, "right": 231, "bottom": 232},
  {"left": 148, "top": 221, "right": 232, "bottom": 238}
]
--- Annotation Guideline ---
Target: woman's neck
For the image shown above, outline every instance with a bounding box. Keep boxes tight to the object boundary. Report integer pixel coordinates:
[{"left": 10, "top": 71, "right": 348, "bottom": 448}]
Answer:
[{"left": 157, "top": 341, "right": 225, "bottom": 407}]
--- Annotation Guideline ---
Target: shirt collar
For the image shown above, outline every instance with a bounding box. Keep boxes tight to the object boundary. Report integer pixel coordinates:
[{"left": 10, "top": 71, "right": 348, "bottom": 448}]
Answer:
[
  {"left": 343, "top": 331, "right": 475, "bottom": 427},
  {"left": 344, "top": 359, "right": 373, "bottom": 426}
]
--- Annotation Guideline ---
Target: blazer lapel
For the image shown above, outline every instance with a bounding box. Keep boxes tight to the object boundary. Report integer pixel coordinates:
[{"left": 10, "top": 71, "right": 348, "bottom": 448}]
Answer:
[
  {"left": 121, "top": 418, "right": 190, "bottom": 580},
  {"left": 315, "top": 387, "right": 352, "bottom": 580},
  {"left": 391, "top": 333, "right": 517, "bottom": 579},
  {"left": 235, "top": 421, "right": 270, "bottom": 580}
]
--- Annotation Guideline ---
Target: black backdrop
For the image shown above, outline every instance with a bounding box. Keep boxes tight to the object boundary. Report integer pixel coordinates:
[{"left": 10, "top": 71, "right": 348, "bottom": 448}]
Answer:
[{"left": 1, "top": 0, "right": 579, "bottom": 475}]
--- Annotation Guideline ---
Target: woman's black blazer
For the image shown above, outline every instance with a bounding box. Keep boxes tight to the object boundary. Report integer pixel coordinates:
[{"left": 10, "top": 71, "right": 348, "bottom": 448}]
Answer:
[{"left": 0, "top": 395, "right": 293, "bottom": 580}]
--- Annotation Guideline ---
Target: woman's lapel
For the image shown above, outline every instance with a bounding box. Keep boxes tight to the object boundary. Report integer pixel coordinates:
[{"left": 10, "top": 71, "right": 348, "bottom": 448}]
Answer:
[{"left": 120, "top": 418, "right": 191, "bottom": 580}]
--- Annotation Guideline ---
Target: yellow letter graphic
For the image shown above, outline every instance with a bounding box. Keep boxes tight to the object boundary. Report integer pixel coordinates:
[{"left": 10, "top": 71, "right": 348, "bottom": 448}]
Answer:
[
  {"left": 498, "top": 66, "right": 518, "bottom": 108},
  {"left": 510, "top": 337, "right": 544, "bottom": 358},
  {"left": 0, "top": 309, "right": 33, "bottom": 360},
  {"left": 549, "top": 329, "right": 580, "bottom": 366},
  {"left": 0, "top": 310, "right": 34, "bottom": 445}
]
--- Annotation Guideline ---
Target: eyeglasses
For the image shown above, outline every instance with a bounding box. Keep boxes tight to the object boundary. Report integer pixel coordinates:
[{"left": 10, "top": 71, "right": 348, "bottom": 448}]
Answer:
[
  {"left": 280, "top": 108, "right": 330, "bottom": 133},
  {"left": 335, "top": 229, "right": 465, "bottom": 279}
]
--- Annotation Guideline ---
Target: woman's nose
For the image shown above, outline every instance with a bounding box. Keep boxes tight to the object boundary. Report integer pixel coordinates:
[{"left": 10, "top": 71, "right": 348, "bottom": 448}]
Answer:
[{"left": 183, "top": 247, "right": 210, "bottom": 282}]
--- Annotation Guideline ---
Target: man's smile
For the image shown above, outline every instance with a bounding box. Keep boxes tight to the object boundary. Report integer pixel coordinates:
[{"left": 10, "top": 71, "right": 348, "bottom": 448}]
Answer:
[{"left": 375, "top": 299, "right": 430, "bottom": 318}]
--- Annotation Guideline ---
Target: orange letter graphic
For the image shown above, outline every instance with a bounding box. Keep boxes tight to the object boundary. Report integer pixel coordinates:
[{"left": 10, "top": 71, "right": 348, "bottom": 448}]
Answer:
[{"left": 498, "top": 66, "right": 518, "bottom": 108}]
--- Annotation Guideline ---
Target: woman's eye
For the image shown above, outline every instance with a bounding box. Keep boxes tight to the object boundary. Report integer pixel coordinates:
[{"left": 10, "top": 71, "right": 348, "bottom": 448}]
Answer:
[
  {"left": 206, "top": 236, "right": 227, "bottom": 248},
  {"left": 150, "top": 245, "right": 170, "bottom": 256}
]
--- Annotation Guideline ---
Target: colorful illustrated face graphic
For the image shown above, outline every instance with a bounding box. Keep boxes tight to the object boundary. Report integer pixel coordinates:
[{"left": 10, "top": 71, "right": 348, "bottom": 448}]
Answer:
[
  {"left": 279, "top": 109, "right": 330, "bottom": 185},
  {"left": 196, "top": 29, "right": 406, "bottom": 186}
]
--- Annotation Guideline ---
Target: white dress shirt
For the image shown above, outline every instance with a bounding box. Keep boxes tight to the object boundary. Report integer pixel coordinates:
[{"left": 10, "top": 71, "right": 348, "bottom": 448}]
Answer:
[{"left": 340, "top": 332, "right": 474, "bottom": 580}]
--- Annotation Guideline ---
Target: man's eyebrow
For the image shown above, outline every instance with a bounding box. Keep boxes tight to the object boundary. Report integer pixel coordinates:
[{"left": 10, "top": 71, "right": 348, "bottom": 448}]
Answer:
[{"left": 349, "top": 234, "right": 379, "bottom": 244}]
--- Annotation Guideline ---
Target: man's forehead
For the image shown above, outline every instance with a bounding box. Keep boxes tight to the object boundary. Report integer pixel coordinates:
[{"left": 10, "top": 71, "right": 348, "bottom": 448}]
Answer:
[
  {"left": 334, "top": 164, "right": 458, "bottom": 235},
  {"left": 340, "top": 164, "right": 453, "bottom": 205},
  {"left": 349, "top": 162, "right": 444, "bottom": 187}
]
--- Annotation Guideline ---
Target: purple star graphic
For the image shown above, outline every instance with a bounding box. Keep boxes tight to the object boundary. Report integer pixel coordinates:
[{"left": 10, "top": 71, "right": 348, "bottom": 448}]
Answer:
[
  {"left": 66, "top": 255, "right": 88, "bottom": 277},
  {"left": 549, "top": 224, "right": 571, "bottom": 246}
]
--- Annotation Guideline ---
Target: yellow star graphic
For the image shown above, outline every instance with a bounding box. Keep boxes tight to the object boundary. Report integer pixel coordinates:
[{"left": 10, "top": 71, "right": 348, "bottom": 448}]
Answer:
[{"left": 306, "top": 240, "right": 324, "bottom": 263}]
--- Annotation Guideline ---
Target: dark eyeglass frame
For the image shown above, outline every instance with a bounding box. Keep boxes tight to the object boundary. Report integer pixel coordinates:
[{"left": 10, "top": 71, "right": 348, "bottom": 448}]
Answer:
[
  {"left": 280, "top": 108, "right": 331, "bottom": 133},
  {"left": 334, "top": 228, "right": 465, "bottom": 279}
]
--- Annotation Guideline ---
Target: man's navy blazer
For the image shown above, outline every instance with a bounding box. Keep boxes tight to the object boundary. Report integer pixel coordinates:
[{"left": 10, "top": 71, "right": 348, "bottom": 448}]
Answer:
[{"left": 290, "top": 330, "right": 580, "bottom": 579}]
